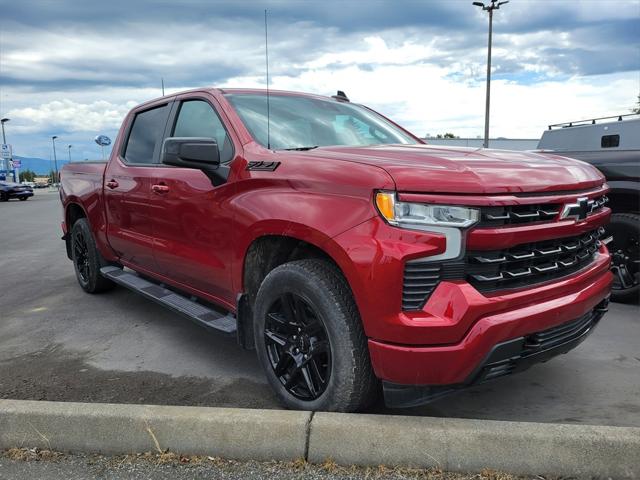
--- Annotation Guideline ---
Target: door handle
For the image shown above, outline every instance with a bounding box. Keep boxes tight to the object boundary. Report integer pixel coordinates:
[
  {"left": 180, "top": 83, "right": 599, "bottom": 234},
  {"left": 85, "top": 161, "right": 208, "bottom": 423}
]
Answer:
[
  {"left": 106, "top": 179, "right": 119, "bottom": 189},
  {"left": 151, "top": 183, "right": 170, "bottom": 194}
]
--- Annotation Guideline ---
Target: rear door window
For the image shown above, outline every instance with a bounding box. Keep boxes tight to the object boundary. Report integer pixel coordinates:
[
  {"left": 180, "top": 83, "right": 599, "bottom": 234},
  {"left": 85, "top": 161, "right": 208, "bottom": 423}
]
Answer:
[{"left": 124, "top": 104, "right": 170, "bottom": 164}]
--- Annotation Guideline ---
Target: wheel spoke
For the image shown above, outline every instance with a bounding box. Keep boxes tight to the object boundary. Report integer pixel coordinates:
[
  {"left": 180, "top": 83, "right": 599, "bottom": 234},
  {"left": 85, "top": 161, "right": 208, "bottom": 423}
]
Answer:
[
  {"left": 308, "top": 358, "right": 327, "bottom": 387},
  {"left": 267, "top": 312, "right": 296, "bottom": 333},
  {"left": 301, "top": 365, "right": 317, "bottom": 397},
  {"left": 264, "top": 329, "right": 288, "bottom": 347}
]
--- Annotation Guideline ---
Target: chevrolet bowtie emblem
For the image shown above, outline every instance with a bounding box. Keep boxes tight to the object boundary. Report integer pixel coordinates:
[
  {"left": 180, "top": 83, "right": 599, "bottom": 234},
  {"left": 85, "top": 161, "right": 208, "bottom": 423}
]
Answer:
[{"left": 561, "top": 196, "right": 594, "bottom": 221}]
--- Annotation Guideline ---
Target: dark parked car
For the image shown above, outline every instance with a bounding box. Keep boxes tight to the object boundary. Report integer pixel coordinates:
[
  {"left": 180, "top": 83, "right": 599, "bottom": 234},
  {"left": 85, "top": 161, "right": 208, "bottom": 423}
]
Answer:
[{"left": 0, "top": 181, "right": 34, "bottom": 201}]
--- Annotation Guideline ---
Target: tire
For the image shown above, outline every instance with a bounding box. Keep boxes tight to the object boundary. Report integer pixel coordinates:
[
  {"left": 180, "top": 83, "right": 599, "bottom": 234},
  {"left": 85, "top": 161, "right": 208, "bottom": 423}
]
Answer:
[
  {"left": 253, "top": 259, "right": 378, "bottom": 412},
  {"left": 70, "top": 218, "right": 115, "bottom": 293},
  {"left": 605, "top": 213, "right": 640, "bottom": 304},
  {"left": 0, "top": 192, "right": 7, "bottom": 201}
]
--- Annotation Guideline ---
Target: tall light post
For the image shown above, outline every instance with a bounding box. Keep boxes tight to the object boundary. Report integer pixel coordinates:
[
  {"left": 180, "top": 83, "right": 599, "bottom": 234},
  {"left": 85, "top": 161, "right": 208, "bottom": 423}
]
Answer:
[
  {"left": 68, "top": 144, "right": 73, "bottom": 163},
  {"left": 473, "top": 0, "right": 508, "bottom": 148},
  {"left": 1, "top": 118, "right": 11, "bottom": 179},
  {"left": 51, "top": 135, "right": 59, "bottom": 187}
]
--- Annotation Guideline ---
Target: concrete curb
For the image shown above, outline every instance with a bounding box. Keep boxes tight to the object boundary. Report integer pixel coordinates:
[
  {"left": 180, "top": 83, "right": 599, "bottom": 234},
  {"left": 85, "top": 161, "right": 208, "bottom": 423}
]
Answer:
[{"left": 1, "top": 400, "right": 638, "bottom": 478}]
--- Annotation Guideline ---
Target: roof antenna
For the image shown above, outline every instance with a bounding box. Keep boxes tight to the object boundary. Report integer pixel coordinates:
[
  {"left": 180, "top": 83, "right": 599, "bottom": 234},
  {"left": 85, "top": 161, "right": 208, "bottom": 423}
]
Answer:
[
  {"left": 264, "top": 9, "right": 271, "bottom": 150},
  {"left": 161, "top": 77, "right": 165, "bottom": 96}
]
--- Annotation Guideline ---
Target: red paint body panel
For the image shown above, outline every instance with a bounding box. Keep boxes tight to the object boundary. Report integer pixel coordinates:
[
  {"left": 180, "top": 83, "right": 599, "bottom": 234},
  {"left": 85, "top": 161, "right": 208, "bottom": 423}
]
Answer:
[{"left": 60, "top": 87, "right": 612, "bottom": 390}]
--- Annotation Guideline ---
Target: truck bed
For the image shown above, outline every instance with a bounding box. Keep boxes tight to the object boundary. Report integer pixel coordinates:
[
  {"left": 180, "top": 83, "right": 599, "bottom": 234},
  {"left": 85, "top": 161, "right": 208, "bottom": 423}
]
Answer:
[{"left": 61, "top": 162, "right": 106, "bottom": 198}]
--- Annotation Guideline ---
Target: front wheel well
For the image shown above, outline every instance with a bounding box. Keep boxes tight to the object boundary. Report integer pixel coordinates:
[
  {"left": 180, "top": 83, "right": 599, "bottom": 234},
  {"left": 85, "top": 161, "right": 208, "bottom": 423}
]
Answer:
[{"left": 239, "top": 235, "right": 347, "bottom": 349}]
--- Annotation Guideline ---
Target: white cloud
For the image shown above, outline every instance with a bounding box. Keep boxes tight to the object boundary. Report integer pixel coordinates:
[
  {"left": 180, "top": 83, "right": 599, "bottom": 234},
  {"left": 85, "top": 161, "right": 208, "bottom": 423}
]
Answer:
[{"left": 6, "top": 99, "right": 137, "bottom": 134}]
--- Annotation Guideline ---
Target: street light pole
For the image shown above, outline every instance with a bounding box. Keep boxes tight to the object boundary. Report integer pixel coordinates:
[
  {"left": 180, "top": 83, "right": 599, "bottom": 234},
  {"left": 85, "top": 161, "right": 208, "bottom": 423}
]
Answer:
[
  {"left": 1, "top": 118, "right": 11, "bottom": 180},
  {"left": 68, "top": 144, "right": 72, "bottom": 163},
  {"left": 473, "top": 0, "right": 508, "bottom": 149},
  {"left": 51, "top": 136, "right": 59, "bottom": 187}
]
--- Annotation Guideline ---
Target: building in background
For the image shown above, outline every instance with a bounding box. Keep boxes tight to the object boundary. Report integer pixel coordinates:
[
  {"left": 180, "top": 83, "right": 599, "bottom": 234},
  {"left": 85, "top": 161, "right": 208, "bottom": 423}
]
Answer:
[{"left": 424, "top": 137, "right": 539, "bottom": 151}]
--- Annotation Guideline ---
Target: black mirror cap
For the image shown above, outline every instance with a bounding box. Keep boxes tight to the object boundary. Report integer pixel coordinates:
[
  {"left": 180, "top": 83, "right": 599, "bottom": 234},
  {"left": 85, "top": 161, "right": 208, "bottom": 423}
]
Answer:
[{"left": 162, "top": 137, "right": 221, "bottom": 170}]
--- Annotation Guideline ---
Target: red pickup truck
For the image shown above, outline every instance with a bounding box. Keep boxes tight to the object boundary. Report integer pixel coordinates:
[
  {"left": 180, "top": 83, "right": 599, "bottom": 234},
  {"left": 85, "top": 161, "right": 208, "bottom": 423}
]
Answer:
[{"left": 60, "top": 88, "right": 612, "bottom": 411}]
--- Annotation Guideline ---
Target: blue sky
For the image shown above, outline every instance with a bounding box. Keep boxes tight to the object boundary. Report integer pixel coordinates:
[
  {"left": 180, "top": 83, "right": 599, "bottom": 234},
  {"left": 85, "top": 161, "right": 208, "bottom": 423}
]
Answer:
[{"left": 0, "top": 0, "right": 638, "bottom": 161}]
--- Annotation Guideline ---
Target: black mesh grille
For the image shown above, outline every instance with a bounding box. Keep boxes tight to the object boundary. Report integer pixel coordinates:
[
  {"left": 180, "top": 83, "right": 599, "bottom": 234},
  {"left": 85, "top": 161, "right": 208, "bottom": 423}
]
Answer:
[
  {"left": 478, "top": 195, "right": 607, "bottom": 227},
  {"left": 466, "top": 228, "right": 603, "bottom": 292}
]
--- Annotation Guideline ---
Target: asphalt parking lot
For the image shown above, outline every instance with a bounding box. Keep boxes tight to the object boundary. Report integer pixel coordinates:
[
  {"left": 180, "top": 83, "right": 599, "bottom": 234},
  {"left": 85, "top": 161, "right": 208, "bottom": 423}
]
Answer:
[{"left": 1, "top": 190, "right": 638, "bottom": 426}]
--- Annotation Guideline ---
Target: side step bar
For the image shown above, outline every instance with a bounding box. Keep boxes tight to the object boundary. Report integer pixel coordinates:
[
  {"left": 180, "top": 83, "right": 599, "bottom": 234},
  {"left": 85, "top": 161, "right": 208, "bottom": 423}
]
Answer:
[{"left": 100, "top": 266, "right": 237, "bottom": 335}]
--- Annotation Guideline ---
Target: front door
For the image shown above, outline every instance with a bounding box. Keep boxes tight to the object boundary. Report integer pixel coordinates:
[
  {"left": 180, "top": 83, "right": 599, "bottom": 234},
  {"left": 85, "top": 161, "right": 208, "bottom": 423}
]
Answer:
[{"left": 148, "top": 96, "right": 238, "bottom": 307}]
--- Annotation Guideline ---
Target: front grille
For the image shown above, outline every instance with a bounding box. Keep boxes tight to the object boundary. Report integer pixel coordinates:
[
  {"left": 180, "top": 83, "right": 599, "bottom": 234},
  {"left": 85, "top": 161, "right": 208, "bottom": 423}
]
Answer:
[
  {"left": 400, "top": 192, "right": 608, "bottom": 310},
  {"left": 478, "top": 195, "right": 607, "bottom": 227},
  {"left": 401, "top": 228, "right": 602, "bottom": 310},
  {"left": 466, "top": 228, "right": 602, "bottom": 292}
]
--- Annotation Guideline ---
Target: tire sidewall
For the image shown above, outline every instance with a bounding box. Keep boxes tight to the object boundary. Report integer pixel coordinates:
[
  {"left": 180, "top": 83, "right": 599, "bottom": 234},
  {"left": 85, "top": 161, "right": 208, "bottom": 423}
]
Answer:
[
  {"left": 71, "top": 219, "right": 100, "bottom": 292},
  {"left": 607, "top": 213, "right": 640, "bottom": 303},
  {"left": 253, "top": 262, "right": 356, "bottom": 411}
]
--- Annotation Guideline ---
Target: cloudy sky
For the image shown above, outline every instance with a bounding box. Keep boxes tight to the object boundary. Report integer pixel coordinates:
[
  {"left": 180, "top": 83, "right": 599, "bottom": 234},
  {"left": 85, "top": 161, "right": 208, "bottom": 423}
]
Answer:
[{"left": 0, "top": 0, "right": 638, "bottom": 161}]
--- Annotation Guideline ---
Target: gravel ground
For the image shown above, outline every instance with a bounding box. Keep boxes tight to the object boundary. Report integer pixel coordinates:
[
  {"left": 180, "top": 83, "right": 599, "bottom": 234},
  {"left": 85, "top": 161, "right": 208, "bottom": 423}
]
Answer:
[{"left": 0, "top": 449, "right": 529, "bottom": 480}]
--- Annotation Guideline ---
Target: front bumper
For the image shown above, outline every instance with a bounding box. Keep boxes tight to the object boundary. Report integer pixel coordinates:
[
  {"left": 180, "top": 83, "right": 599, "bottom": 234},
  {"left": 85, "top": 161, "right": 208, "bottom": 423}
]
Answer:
[{"left": 382, "top": 297, "right": 609, "bottom": 407}]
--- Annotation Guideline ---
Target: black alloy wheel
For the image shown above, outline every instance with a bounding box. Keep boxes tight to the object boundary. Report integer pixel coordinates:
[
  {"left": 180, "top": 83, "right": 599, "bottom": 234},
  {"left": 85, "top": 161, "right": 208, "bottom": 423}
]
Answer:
[
  {"left": 70, "top": 218, "right": 115, "bottom": 293},
  {"left": 73, "top": 229, "right": 91, "bottom": 284},
  {"left": 605, "top": 213, "right": 640, "bottom": 303},
  {"left": 253, "top": 259, "right": 378, "bottom": 412},
  {"left": 264, "top": 293, "right": 331, "bottom": 400}
]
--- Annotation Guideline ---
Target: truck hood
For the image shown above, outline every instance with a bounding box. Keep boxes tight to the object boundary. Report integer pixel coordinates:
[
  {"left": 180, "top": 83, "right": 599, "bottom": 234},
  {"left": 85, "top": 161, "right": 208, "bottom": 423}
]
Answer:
[{"left": 300, "top": 144, "right": 605, "bottom": 194}]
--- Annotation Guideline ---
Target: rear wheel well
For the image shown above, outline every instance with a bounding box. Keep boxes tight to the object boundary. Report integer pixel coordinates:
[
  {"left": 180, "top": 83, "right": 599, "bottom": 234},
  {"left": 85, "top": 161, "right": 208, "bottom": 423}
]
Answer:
[
  {"left": 65, "top": 203, "right": 87, "bottom": 259},
  {"left": 238, "top": 235, "right": 344, "bottom": 349},
  {"left": 66, "top": 203, "right": 87, "bottom": 229}
]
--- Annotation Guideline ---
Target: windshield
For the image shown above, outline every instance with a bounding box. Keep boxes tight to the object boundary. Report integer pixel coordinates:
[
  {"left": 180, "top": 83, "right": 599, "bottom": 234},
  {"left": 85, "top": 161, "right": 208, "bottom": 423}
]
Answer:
[{"left": 225, "top": 93, "right": 419, "bottom": 150}]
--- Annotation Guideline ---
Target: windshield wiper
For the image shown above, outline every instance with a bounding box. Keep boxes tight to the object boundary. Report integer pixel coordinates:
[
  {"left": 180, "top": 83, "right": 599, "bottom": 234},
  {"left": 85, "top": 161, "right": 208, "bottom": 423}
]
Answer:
[{"left": 282, "top": 145, "right": 319, "bottom": 151}]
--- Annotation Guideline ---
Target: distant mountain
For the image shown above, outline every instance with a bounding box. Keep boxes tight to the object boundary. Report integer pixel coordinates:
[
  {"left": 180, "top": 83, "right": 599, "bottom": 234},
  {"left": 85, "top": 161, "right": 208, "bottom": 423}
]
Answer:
[{"left": 12, "top": 156, "right": 69, "bottom": 175}]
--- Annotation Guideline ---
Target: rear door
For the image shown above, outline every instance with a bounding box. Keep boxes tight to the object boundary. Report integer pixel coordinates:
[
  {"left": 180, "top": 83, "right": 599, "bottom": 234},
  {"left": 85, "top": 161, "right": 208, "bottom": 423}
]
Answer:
[
  {"left": 104, "top": 101, "right": 172, "bottom": 273},
  {"left": 147, "top": 94, "right": 239, "bottom": 307}
]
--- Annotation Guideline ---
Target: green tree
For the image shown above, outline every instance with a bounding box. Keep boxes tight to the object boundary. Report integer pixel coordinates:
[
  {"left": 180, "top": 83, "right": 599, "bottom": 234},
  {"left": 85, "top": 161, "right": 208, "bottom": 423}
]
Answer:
[
  {"left": 633, "top": 94, "right": 640, "bottom": 114},
  {"left": 435, "top": 133, "right": 459, "bottom": 139},
  {"left": 19, "top": 169, "right": 36, "bottom": 182}
]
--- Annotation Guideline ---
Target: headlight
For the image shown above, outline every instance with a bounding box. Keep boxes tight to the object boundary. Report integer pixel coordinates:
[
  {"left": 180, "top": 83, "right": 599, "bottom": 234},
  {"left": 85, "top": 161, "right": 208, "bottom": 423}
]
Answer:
[{"left": 375, "top": 191, "right": 479, "bottom": 229}]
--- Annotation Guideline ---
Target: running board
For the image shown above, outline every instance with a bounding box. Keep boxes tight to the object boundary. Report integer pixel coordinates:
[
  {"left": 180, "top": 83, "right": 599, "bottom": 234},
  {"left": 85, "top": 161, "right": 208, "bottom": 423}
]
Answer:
[{"left": 100, "top": 266, "right": 237, "bottom": 335}]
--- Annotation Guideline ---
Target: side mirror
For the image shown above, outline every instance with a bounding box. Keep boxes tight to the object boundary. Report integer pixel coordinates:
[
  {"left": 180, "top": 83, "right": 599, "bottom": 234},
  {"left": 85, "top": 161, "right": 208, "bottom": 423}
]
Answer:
[{"left": 161, "top": 137, "right": 220, "bottom": 171}]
